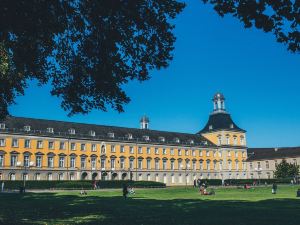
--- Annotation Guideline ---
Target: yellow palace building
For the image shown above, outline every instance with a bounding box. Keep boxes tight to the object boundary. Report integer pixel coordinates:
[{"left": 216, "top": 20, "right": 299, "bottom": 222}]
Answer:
[{"left": 0, "top": 93, "right": 248, "bottom": 185}]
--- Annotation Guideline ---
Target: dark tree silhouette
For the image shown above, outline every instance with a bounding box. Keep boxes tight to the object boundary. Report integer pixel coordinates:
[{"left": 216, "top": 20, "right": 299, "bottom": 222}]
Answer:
[
  {"left": 0, "top": 0, "right": 184, "bottom": 118},
  {"left": 202, "top": 0, "right": 300, "bottom": 53}
]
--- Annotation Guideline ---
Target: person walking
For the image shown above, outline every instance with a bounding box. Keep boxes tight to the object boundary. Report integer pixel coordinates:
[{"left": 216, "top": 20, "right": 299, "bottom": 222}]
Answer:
[
  {"left": 272, "top": 183, "right": 277, "bottom": 194},
  {"left": 193, "top": 179, "right": 196, "bottom": 188},
  {"left": 122, "top": 183, "right": 128, "bottom": 199},
  {"left": 1, "top": 181, "right": 4, "bottom": 192}
]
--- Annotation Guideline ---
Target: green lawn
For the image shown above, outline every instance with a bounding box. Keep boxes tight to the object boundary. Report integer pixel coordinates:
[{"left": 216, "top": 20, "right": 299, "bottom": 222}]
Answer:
[{"left": 0, "top": 185, "right": 300, "bottom": 225}]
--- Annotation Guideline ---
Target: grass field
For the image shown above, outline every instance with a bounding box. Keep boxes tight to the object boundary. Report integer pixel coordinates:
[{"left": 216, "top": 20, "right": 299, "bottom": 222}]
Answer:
[{"left": 0, "top": 185, "right": 300, "bottom": 225}]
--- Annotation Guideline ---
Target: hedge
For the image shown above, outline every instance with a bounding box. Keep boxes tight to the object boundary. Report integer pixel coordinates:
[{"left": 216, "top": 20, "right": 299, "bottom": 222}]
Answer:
[
  {"left": 0, "top": 180, "right": 166, "bottom": 190},
  {"left": 224, "top": 178, "right": 292, "bottom": 185}
]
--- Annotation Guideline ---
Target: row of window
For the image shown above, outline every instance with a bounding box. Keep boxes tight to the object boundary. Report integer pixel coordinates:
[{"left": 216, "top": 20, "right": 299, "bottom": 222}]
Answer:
[
  {"left": 249, "top": 159, "right": 298, "bottom": 170},
  {"left": 0, "top": 154, "right": 246, "bottom": 171},
  {"left": 0, "top": 138, "right": 247, "bottom": 157},
  {"left": 217, "top": 135, "right": 245, "bottom": 146}
]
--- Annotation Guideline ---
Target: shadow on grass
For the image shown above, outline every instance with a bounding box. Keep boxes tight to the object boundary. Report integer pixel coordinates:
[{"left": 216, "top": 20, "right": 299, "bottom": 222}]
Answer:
[{"left": 0, "top": 192, "right": 299, "bottom": 225}]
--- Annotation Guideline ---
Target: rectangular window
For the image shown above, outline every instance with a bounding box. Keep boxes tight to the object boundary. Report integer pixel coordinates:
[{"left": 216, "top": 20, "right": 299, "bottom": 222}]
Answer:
[
  {"left": 36, "top": 156, "right": 42, "bottom": 168},
  {"left": 59, "top": 157, "right": 65, "bottom": 168},
  {"left": 130, "top": 146, "right": 134, "bottom": 154},
  {"left": 101, "top": 158, "right": 105, "bottom": 169},
  {"left": 81, "top": 157, "right": 86, "bottom": 169},
  {"left": 146, "top": 147, "right": 151, "bottom": 154},
  {"left": 250, "top": 162, "right": 253, "bottom": 170},
  {"left": 70, "top": 157, "right": 76, "bottom": 168},
  {"left": 59, "top": 142, "right": 65, "bottom": 150},
  {"left": 192, "top": 161, "right": 196, "bottom": 170},
  {"left": 138, "top": 159, "right": 143, "bottom": 169},
  {"left": 111, "top": 158, "right": 115, "bottom": 169},
  {"left": 155, "top": 148, "right": 159, "bottom": 155},
  {"left": 129, "top": 158, "right": 134, "bottom": 169},
  {"left": 91, "top": 157, "right": 96, "bottom": 170},
  {"left": 170, "top": 148, "right": 174, "bottom": 155},
  {"left": 192, "top": 150, "right": 196, "bottom": 157},
  {"left": 12, "top": 139, "right": 18, "bottom": 147},
  {"left": 120, "top": 158, "right": 125, "bottom": 169},
  {"left": 213, "top": 151, "right": 217, "bottom": 157},
  {"left": 178, "top": 160, "right": 182, "bottom": 170},
  {"left": 11, "top": 155, "right": 17, "bottom": 166},
  {"left": 235, "top": 152, "right": 238, "bottom": 158},
  {"left": 219, "top": 151, "right": 222, "bottom": 157},
  {"left": 178, "top": 149, "right": 182, "bottom": 156},
  {"left": 170, "top": 161, "right": 174, "bottom": 170},
  {"left": 24, "top": 139, "right": 31, "bottom": 148},
  {"left": 206, "top": 161, "right": 210, "bottom": 170},
  {"left": 163, "top": 160, "right": 167, "bottom": 170},
  {"left": 138, "top": 147, "right": 142, "bottom": 154},
  {"left": 48, "top": 157, "right": 54, "bottom": 168},
  {"left": 155, "top": 160, "right": 159, "bottom": 170},
  {"left": 24, "top": 155, "right": 29, "bottom": 167},
  {"left": 147, "top": 159, "right": 151, "bottom": 169},
  {"left": 48, "top": 141, "right": 54, "bottom": 149},
  {"left": 37, "top": 140, "right": 43, "bottom": 149},
  {"left": 120, "top": 145, "right": 125, "bottom": 153},
  {"left": 80, "top": 143, "right": 86, "bottom": 151},
  {"left": 228, "top": 151, "right": 231, "bottom": 157},
  {"left": 0, "top": 139, "right": 5, "bottom": 147},
  {"left": 71, "top": 143, "right": 76, "bottom": 151},
  {"left": 266, "top": 161, "right": 269, "bottom": 169},
  {"left": 163, "top": 148, "right": 167, "bottom": 155},
  {"left": 185, "top": 150, "right": 189, "bottom": 156},
  {"left": 206, "top": 151, "right": 210, "bottom": 157},
  {"left": 199, "top": 161, "right": 203, "bottom": 170},
  {"left": 235, "top": 161, "right": 239, "bottom": 170},
  {"left": 199, "top": 151, "right": 203, "bottom": 157},
  {"left": 257, "top": 162, "right": 261, "bottom": 169},
  {"left": 111, "top": 145, "right": 116, "bottom": 153},
  {"left": 0, "top": 155, "right": 4, "bottom": 167},
  {"left": 91, "top": 144, "right": 96, "bottom": 152}
]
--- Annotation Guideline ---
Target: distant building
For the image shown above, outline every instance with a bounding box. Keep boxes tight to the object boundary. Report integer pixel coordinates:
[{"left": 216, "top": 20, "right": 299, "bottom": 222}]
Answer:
[
  {"left": 2, "top": 93, "right": 297, "bottom": 184},
  {"left": 247, "top": 147, "right": 300, "bottom": 179}
]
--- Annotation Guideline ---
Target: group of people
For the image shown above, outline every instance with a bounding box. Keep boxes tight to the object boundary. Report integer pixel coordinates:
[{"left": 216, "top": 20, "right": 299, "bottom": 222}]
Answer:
[
  {"left": 194, "top": 179, "right": 215, "bottom": 195},
  {"left": 122, "top": 183, "right": 135, "bottom": 199}
]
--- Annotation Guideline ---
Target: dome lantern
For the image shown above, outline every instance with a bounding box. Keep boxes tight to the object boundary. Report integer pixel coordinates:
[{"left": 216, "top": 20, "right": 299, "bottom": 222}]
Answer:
[{"left": 213, "top": 92, "right": 226, "bottom": 113}]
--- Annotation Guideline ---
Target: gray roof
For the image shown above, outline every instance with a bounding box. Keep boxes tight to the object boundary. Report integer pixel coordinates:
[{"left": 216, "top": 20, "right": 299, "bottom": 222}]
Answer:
[
  {"left": 0, "top": 116, "right": 215, "bottom": 147},
  {"left": 247, "top": 147, "right": 300, "bottom": 161},
  {"left": 199, "top": 112, "right": 245, "bottom": 133}
]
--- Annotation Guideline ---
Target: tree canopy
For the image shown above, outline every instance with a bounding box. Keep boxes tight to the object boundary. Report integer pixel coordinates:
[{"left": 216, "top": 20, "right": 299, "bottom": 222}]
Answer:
[
  {"left": 0, "top": 0, "right": 184, "bottom": 118},
  {"left": 274, "top": 159, "right": 299, "bottom": 178},
  {"left": 202, "top": 0, "right": 300, "bottom": 53}
]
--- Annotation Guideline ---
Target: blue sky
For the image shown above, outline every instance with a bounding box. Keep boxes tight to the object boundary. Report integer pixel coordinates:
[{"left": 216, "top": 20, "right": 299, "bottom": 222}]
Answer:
[{"left": 9, "top": 1, "right": 300, "bottom": 148}]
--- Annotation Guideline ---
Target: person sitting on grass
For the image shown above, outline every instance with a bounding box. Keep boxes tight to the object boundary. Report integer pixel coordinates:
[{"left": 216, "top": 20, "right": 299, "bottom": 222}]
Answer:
[{"left": 80, "top": 189, "right": 87, "bottom": 195}]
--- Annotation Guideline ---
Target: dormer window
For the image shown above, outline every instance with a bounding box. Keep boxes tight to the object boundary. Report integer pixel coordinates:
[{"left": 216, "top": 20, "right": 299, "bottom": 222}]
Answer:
[
  {"left": 47, "top": 127, "right": 54, "bottom": 133},
  {"left": 174, "top": 137, "right": 180, "bottom": 143},
  {"left": 230, "top": 124, "right": 234, "bottom": 129},
  {"left": 159, "top": 137, "right": 165, "bottom": 142},
  {"left": 108, "top": 132, "right": 114, "bottom": 138},
  {"left": 24, "top": 126, "right": 31, "bottom": 131},
  {"left": 189, "top": 139, "right": 194, "bottom": 145},
  {"left": 0, "top": 123, "right": 5, "bottom": 129},
  {"left": 143, "top": 135, "right": 150, "bottom": 141},
  {"left": 69, "top": 128, "right": 75, "bottom": 135},
  {"left": 126, "top": 133, "right": 133, "bottom": 140},
  {"left": 89, "top": 130, "right": 95, "bottom": 137},
  {"left": 209, "top": 125, "right": 213, "bottom": 130}
]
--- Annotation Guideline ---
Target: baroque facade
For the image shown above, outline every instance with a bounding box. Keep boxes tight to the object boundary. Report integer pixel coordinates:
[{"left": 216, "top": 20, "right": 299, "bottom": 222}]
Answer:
[{"left": 0, "top": 93, "right": 249, "bottom": 185}]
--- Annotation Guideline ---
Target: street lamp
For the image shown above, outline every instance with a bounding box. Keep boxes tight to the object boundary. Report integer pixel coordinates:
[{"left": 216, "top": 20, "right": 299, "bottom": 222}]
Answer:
[
  {"left": 17, "top": 161, "right": 34, "bottom": 193},
  {"left": 254, "top": 167, "right": 262, "bottom": 185}
]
